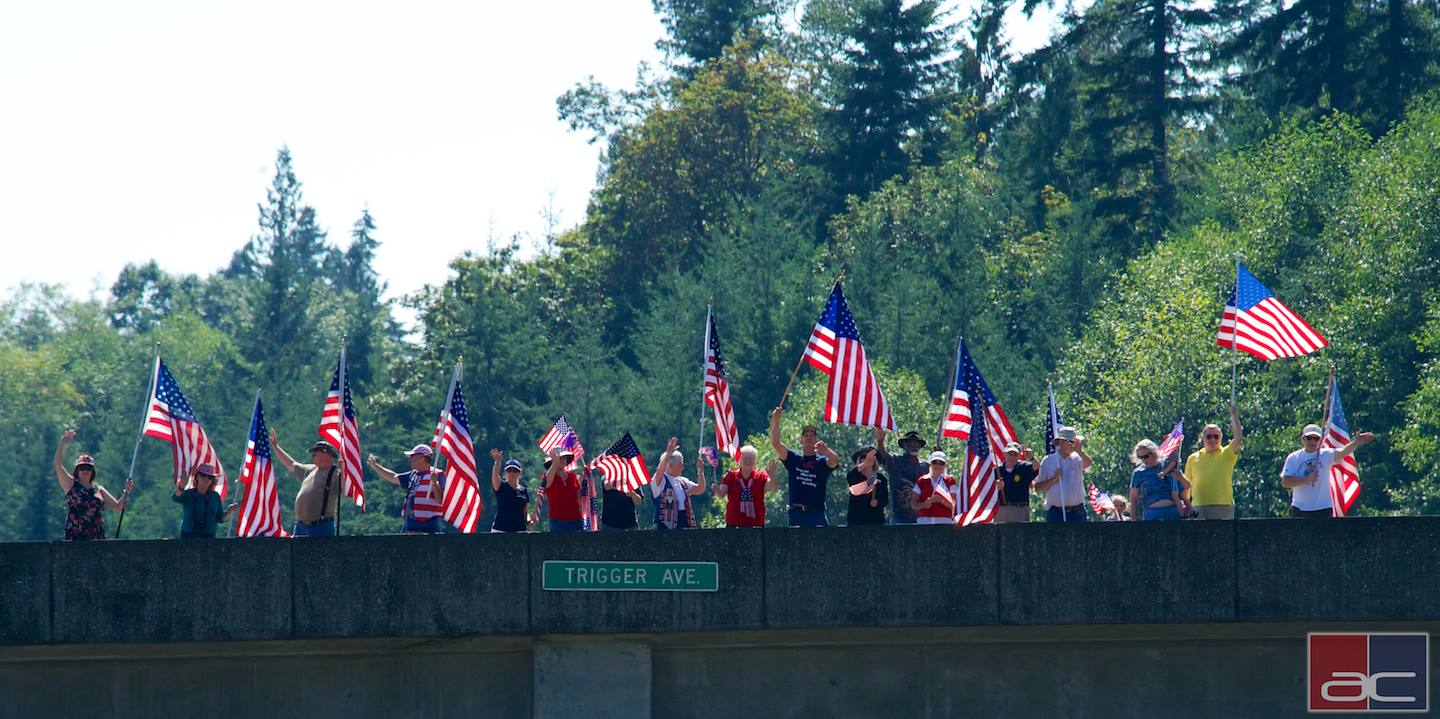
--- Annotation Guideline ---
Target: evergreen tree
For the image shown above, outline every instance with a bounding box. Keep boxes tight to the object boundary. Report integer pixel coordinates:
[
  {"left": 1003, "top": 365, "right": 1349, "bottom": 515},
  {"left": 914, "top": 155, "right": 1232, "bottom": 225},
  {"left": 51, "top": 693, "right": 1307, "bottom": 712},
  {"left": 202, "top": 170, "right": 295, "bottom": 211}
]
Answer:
[{"left": 653, "top": 0, "right": 783, "bottom": 72}]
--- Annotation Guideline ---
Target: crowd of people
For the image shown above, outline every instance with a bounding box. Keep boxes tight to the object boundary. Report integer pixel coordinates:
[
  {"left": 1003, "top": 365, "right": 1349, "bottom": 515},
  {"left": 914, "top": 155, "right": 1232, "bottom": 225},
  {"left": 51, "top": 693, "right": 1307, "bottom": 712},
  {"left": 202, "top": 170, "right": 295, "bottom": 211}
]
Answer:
[{"left": 49, "top": 404, "right": 1377, "bottom": 540}]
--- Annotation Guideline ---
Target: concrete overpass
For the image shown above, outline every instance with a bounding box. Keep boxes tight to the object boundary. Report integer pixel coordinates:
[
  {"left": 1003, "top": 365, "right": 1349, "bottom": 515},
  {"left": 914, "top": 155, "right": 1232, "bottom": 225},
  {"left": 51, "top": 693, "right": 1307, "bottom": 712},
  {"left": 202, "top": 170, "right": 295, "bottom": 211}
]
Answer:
[{"left": 2, "top": 519, "right": 1436, "bottom": 718}]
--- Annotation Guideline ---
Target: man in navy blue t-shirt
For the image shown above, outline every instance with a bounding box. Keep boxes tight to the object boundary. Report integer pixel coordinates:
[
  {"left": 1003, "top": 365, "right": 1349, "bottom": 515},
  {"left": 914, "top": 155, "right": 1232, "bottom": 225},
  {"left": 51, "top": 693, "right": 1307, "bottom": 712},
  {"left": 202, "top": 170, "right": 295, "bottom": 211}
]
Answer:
[{"left": 769, "top": 407, "right": 841, "bottom": 527}]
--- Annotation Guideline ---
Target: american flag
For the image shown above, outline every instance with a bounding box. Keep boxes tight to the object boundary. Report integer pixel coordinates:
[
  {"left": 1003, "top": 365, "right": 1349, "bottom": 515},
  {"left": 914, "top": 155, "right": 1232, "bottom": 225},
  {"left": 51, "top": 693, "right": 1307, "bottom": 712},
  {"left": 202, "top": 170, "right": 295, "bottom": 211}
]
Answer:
[
  {"left": 438, "top": 378, "right": 482, "bottom": 533},
  {"left": 318, "top": 348, "right": 365, "bottom": 509},
  {"left": 144, "top": 357, "right": 227, "bottom": 498},
  {"left": 1157, "top": 420, "right": 1185, "bottom": 462},
  {"left": 235, "top": 395, "right": 287, "bottom": 537},
  {"left": 948, "top": 339, "right": 1017, "bottom": 526},
  {"left": 579, "top": 462, "right": 600, "bottom": 532},
  {"left": 538, "top": 415, "right": 584, "bottom": 471},
  {"left": 1217, "top": 263, "right": 1327, "bottom": 360},
  {"left": 1088, "top": 483, "right": 1116, "bottom": 516},
  {"left": 704, "top": 306, "right": 740, "bottom": 459},
  {"left": 803, "top": 283, "right": 896, "bottom": 431},
  {"left": 1044, "top": 384, "right": 1063, "bottom": 457},
  {"left": 588, "top": 432, "right": 651, "bottom": 493},
  {"left": 1324, "top": 378, "right": 1361, "bottom": 517}
]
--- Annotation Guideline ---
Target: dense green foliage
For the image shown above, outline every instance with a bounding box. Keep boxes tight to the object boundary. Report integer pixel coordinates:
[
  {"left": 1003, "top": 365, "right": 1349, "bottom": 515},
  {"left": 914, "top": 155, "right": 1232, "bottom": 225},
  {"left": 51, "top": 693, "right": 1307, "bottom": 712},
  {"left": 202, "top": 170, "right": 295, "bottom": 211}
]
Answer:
[{"left": 4, "top": 0, "right": 1440, "bottom": 539}]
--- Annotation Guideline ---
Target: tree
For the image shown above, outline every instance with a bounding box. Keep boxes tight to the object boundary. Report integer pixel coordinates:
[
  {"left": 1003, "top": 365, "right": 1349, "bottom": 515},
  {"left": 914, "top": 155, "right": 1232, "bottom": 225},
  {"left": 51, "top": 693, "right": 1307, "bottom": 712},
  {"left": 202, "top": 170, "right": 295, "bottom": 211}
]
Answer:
[{"left": 653, "top": 0, "right": 784, "bottom": 72}]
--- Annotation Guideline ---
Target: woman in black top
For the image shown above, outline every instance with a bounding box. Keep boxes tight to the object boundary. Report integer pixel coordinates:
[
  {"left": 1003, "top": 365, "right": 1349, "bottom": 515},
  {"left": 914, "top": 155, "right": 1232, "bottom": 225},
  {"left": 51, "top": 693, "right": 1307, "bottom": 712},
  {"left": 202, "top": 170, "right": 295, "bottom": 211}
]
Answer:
[
  {"left": 600, "top": 473, "right": 643, "bottom": 530},
  {"left": 846, "top": 447, "right": 888, "bottom": 526},
  {"left": 489, "top": 449, "right": 533, "bottom": 533}
]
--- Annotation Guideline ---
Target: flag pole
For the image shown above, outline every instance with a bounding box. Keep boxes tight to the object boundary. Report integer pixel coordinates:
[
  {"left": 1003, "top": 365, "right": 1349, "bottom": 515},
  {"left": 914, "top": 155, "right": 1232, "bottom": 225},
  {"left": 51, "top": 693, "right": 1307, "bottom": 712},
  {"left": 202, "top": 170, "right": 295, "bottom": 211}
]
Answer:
[
  {"left": 936, "top": 334, "right": 963, "bottom": 449},
  {"left": 1229, "top": 255, "right": 1242, "bottom": 405},
  {"left": 701, "top": 304, "right": 712, "bottom": 458},
  {"left": 335, "top": 337, "right": 347, "bottom": 537},
  {"left": 229, "top": 388, "right": 261, "bottom": 539},
  {"left": 116, "top": 350, "right": 160, "bottom": 539}
]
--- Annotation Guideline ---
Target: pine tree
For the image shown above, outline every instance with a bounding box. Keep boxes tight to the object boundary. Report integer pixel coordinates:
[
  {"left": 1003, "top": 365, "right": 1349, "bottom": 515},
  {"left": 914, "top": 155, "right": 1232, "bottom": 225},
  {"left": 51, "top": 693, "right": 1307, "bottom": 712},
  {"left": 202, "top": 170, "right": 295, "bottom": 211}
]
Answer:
[{"left": 653, "top": 0, "right": 782, "bottom": 72}]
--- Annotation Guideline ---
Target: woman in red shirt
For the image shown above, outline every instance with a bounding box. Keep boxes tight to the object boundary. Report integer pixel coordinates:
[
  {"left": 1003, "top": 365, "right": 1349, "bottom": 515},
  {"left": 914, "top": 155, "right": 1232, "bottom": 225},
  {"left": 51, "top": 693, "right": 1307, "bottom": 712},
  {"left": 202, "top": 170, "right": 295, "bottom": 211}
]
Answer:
[
  {"left": 711, "top": 445, "right": 777, "bottom": 527},
  {"left": 543, "top": 446, "right": 585, "bottom": 532},
  {"left": 911, "top": 450, "right": 958, "bottom": 525}
]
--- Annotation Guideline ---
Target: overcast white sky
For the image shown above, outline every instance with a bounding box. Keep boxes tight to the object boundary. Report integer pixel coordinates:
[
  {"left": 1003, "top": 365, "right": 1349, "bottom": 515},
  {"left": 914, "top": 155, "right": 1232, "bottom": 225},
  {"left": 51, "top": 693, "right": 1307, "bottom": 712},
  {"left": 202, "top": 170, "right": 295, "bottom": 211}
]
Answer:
[{"left": 0, "top": 0, "right": 1058, "bottom": 306}]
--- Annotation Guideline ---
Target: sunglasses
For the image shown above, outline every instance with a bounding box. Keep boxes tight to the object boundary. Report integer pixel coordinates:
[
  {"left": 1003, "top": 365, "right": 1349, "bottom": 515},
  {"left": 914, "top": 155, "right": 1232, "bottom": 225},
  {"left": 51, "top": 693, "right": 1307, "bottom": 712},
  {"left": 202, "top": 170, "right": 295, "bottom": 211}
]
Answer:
[
  {"left": 1137, "top": 452, "right": 1153, "bottom": 460},
  {"left": 1204, "top": 434, "right": 1221, "bottom": 440}
]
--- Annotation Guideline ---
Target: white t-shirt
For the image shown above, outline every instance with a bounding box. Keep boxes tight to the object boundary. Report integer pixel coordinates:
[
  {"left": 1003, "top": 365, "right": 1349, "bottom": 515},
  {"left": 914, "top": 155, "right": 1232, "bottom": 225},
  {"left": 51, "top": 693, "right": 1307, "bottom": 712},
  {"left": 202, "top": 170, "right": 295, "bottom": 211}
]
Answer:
[
  {"left": 651, "top": 474, "right": 698, "bottom": 512},
  {"left": 1283, "top": 448, "right": 1337, "bottom": 511},
  {"left": 1038, "top": 452, "right": 1087, "bottom": 508}
]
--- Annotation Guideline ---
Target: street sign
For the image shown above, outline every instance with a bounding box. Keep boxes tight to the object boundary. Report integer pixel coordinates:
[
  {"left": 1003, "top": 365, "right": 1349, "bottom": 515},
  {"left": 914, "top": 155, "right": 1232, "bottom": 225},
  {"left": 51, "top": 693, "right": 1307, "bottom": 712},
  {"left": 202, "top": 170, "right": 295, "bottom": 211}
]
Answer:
[{"left": 542, "top": 560, "right": 719, "bottom": 592}]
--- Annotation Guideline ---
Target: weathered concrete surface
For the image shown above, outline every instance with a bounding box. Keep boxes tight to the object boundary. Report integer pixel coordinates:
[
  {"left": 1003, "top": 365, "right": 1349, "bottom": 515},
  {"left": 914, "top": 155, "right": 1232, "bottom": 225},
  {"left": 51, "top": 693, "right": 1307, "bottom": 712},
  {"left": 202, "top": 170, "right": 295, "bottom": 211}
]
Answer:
[
  {"left": 1237, "top": 517, "right": 1440, "bottom": 621},
  {"left": 0, "top": 541, "right": 48, "bottom": 644},
  {"left": 292, "top": 533, "right": 529, "bottom": 639},
  {"left": 51, "top": 537, "right": 291, "bottom": 643},
  {"left": 998, "top": 520, "right": 1237, "bottom": 625},
  {"left": 534, "top": 638, "right": 650, "bottom": 719},
  {"left": 765, "top": 525, "right": 999, "bottom": 628},
  {"left": 529, "top": 528, "right": 764, "bottom": 634}
]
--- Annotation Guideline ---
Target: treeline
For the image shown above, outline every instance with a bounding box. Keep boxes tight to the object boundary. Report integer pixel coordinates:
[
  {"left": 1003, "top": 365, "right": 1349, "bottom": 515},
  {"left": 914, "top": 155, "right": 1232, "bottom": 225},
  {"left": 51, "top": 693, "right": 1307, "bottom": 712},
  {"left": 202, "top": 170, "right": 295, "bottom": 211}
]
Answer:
[{"left": 4, "top": 0, "right": 1440, "bottom": 539}]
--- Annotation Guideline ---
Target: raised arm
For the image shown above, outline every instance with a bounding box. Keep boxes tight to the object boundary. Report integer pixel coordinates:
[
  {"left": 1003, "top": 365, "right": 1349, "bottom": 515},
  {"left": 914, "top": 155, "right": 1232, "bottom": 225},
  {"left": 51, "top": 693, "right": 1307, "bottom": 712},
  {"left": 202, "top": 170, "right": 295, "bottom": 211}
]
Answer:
[
  {"left": 874, "top": 428, "right": 889, "bottom": 459},
  {"left": 489, "top": 449, "right": 504, "bottom": 491},
  {"left": 652, "top": 437, "right": 679, "bottom": 486},
  {"left": 769, "top": 408, "right": 790, "bottom": 462},
  {"left": 1332, "top": 432, "right": 1375, "bottom": 461},
  {"left": 816, "top": 439, "right": 840, "bottom": 469},
  {"left": 543, "top": 447, "right": 563, "bottom": 487},
  {"left": 1229, "top": 405, "right": 1244, "bottom": 454},
  {"left": 764, "top": 461, "right": 779, "bottom": 492},
  {"left": 269, "top": 428, "right": 297, "bottom": 473},
  {"left": 367, "top": 454, "right": 401, "bottom": 486},
  {"left": 53, "top": 430, "right": 75, "bottom": 493},
  {"left": 1076, "top": 440, "right": 1094, "bottom": 471},
  {"left": 689, "top": 458, "right": 707, "bottom": 496}
]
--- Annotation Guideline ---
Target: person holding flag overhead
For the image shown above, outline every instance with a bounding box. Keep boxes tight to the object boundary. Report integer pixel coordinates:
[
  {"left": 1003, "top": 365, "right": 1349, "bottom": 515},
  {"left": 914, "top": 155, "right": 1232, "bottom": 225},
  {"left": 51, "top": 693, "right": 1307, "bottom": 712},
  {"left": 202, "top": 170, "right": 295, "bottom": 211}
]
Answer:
[
  {"left": 367, "top": 445, "right": 445, "bottom": 534},
  {"left": 270, "top": 430, "right": 342, "bottom": 537},
  {"left": 1035, "top": 426, "right": 1093, "bottom": 522},
  {"left": 53, "top": 430, "right": 130, "bottom": 541},
  {"left": 542, "top": 445, "right": 586, "bottom": 532},
  {"left": 1184, "top": 407, "right": 1243, "bottom": 520},
  {"left": 770, "top": 408, "right": 841, "bottom": 527},
  {"left": 649, "top": 437, "right": 707, "bottom": 530},
  {"left": 233, "top": 395, "right": 288, "bottom": 538}
]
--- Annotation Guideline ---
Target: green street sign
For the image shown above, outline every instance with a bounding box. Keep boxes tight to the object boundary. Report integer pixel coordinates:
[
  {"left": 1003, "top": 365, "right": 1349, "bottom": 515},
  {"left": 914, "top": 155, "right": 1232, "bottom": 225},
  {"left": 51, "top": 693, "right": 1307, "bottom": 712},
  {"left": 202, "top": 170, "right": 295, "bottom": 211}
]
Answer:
[{"left": 542, "top": 560, "right": 719, "bottom": 592}]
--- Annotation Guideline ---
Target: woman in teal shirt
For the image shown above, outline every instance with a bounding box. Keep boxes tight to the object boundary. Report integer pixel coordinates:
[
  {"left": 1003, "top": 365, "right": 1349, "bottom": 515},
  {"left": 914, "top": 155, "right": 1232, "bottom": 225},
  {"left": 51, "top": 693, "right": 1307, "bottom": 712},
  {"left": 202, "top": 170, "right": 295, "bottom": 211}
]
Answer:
[{"left": 171, "top": 464, "right": 236, "bottom": 538}]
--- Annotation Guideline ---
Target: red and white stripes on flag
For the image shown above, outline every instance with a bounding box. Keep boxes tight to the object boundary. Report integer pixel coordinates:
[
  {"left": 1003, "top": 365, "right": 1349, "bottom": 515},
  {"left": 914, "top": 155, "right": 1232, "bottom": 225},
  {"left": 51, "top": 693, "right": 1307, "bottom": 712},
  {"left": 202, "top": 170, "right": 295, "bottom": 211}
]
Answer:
[
  {"left": 703, "top": 306, "right": 740, "bottom": 459},
  {"left": 1217, "top": 263, "right": 1327, "bottom": 360},
  {"left": 588, "top": 432, "right": 650, "bottom": 493},
  {"left": 958, "top": 406, "right": 1018, "bottom": 526},
  {"left": 943, "top": 339, "right": 1016, "bottom": 526},
  {"left": 437, "top": 374, "right": 483, "bottom": 533},
  {"left": 803, "top": 283, "right": 897, "bottom": 431},
  {"left": 1324, "top": 378, "right": 1361, "bottom": 517},
  {"left": 318, "top": 347, "right": 365, "bottom": 509},
  {"left": 143, "top": 357, "right": 227, "bottom": 498},
  {"left": 235, "top": 394, "right": 288, "bottom": 537},
  {"left": 538, "top": 415, "right": 584, "bottom": 471}
]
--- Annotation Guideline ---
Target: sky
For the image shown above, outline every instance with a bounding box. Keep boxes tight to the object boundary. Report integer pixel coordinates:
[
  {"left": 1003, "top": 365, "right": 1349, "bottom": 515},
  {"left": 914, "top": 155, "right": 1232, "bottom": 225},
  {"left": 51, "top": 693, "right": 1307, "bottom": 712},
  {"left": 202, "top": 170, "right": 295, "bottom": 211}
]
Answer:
[{"left": 0, "top": 0, "right": 1059, "bottom": 307}]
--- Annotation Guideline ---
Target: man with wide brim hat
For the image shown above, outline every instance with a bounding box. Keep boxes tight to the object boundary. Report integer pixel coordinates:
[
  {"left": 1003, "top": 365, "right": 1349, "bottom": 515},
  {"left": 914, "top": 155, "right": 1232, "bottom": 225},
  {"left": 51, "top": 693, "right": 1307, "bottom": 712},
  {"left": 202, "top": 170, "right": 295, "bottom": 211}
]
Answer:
[
  {"left": 875, "top": 429, "right": 927, "bottom": 524},
  {"left": 368, "top": 444, "right": 446, "bottom": 534},
  {"left": 269, "top": 429, "right": 343, "bottom": 537},
  {"left": 1035, "top": 426, "right": 1092, "bottom": 522}
]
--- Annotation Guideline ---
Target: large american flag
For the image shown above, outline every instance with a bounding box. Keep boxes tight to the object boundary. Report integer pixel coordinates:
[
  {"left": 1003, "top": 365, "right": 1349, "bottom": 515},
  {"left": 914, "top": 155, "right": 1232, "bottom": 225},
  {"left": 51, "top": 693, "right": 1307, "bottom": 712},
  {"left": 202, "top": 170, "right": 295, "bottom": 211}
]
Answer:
[
  {"left": 438, "top": 378, "right": 482, "bottom": 532},
  {"left": 589, "top": 432, "right": 650, "bottom": 493},
  {"left": 1217, "top": 263, "right": 1327, "bottom": 360},
  {"left": 704, "top": 306, "right": 740, "bottom": 459},
  {"left": 235, "top": 395, "right": 287, "bottom": 537},
  {"left": 947, "top": 339, "right": 1017, "bottom": 526},
  {"left": 318, "top": 348, "right": 365, "bottom": 509},
  {"left": 538, "top": 415, "right": 584, "bottom": 471},
  {"left": 1325, "top": 378, "right": 1361, "bottom": 517},
  {"left": 144, "top": 357, "right": 227, "bottom": 498},
  {"left": 1157, "top": 420, "right": 1185, "bottom": 462},
  {"left": 803, "top": 283, "right": 896, "bottom": 431}
]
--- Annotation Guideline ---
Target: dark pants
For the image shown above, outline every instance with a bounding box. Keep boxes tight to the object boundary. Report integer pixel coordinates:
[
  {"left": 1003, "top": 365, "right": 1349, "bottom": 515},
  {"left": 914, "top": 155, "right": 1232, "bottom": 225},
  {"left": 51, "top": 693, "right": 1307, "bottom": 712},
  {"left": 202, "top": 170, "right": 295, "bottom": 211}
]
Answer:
[
  {"left": 788, "top": 508, "right": 829, "bottom": 527},
  {"left": 403, "top": 516, "right": 443, "bottom": 534},
  {"left": 180, "top": 531, "right": 216, "bottom": 539},
  {"left": 600, "top": 523, "right": 636, "bottom": 531},
  {"left": 1290, "top": 506, "right": 1334, "bottom": 519},
  {"left": 655, "top": 509, "right": 691, "bottom": 530},
  {"left": 1046, "top": 505, "right": 1088, "bottom": 523},
  {"left": 550, "top": 519, "right": 585, "bottom": 533},
  {"left": 293, "top": 519, "right": 336, "bottom": 537}
]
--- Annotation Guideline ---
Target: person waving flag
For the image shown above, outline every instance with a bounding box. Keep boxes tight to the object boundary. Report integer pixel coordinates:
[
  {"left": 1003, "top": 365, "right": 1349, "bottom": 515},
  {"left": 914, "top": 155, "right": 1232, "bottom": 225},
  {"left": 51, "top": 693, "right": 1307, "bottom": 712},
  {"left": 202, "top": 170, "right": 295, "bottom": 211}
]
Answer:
[
  {"left": 437, "top": 374, "right": 482, "bottom": 533},
  {"left": 144, "top": 357, "right": 227, "bottom": 498},
  {"left": 1324, "top": 378, "right": 1361, "bottom": 517},
  {"left": 1157, "top": 420, "right": 1185, "bottom": 462},
  {"left": 703, "top": 306, "right": 740, "bottom": 460},
  {"left": 235, "top": 393, "right": 288, "bottom": 537},
  {"left": 943, "top": 338, "right": 1018, "bottom": 526},
  {"left": 801, "top": 282, "right": 896, "bottom": 431},
  {"left": 589, "top": 433, "right": 651, "bottom": 493},
  {"left": 1217, "top": 264, "right": 1327, "bottom": 360}
]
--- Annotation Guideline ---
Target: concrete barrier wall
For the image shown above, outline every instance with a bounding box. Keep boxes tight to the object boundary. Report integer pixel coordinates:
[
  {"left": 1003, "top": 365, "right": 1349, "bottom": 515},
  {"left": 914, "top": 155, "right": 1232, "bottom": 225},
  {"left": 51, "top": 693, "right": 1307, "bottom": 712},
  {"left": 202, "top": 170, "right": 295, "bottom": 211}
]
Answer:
[{"left": 3, "top": 517, "right": 1438, "bottom": 647}]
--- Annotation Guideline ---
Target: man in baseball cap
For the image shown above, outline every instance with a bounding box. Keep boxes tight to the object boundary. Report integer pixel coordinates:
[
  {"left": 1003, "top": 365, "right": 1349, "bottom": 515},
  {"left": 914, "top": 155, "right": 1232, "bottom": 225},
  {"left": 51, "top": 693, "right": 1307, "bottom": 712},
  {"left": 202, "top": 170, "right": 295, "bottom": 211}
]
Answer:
[
  {"left": 368, "top": 444, "right": 446, "bottom": 534},
  {"left": 1281, "top": 423, "right": 1375, "bottom": 518}
]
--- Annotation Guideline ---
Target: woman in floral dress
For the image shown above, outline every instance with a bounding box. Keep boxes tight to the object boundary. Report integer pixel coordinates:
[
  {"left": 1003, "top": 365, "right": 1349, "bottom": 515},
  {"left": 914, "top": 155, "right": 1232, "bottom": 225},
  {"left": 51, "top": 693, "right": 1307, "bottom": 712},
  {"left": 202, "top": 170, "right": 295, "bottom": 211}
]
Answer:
[{"left": 53, "top": 430, "right": 131, "bottom": 540}]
